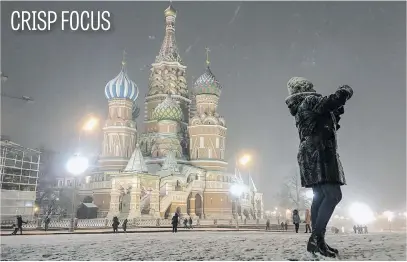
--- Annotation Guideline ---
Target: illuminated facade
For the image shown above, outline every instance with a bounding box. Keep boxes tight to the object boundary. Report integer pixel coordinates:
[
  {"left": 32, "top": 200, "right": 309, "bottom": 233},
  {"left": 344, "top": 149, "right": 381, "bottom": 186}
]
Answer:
[{"left": 77, "top": 5, "right": 264, "bottom": 220}]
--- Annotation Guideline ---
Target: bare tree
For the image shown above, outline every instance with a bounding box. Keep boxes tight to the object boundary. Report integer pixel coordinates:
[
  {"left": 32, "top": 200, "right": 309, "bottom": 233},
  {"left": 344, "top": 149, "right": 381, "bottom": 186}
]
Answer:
[{"left": 277, "top": 169, "right": 311, "bottom": 210}]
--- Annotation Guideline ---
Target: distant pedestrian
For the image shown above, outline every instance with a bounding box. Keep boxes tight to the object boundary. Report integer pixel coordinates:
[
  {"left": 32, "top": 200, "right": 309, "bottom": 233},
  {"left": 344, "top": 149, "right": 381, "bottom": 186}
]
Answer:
[
  {"left": 112, "top": 216, "right": 120, "bottom": 233},
  {"left": 280, "top": 222, "right": 285, "bottom": 231},
  {"left": 353, "top": 225, "right": 357, "bottom": 234},
  {"left": 172, "top": 213, "right": 179, "bottom": 233},
  {"left": 266, "top": 219, "right": 271, "bottom": 231},
  {"left": 284, "top": 221, "right": 288, "bottom": 231},
  {"left": 44, "top": 216, "right": 51, "bottom": 232},
  {"left": 15, "top": 215, "right": 27, "bottom": 235},
  {"left": 293, "top": 210, "right": 301, "bottom": 233},
  {"left": 189, "top": 217, "right": 193, "bottom": 229},
  {"left": 122, "top": 219, "right": 128, "bottom": 232},
  {"left": 183, "top": 218, "right": 188, "bottom": 229},
  {"left": 305, "top": 209, "right": 312, "bottom": 233}
]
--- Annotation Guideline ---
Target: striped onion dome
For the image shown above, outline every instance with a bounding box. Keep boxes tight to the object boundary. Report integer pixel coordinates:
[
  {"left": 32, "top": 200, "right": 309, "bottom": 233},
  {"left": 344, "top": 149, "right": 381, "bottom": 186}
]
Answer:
[
  {"left": 152, "top": 94, "right": 183, "bottom": 122},
  {"left": 105, "top": 62, "right": 139, "bottom": 101},
  {"left": 193, "top": 66, "right": 222, "bottom": 97}
]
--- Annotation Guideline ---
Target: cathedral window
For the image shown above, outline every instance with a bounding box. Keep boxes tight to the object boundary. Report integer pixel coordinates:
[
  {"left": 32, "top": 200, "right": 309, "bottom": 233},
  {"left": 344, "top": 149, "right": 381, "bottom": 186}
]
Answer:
[
  {"left": 216, "top": 137, "right": 219, "bottom": 148},
  {"left": 208, "top": 148, "right": 212, "bottom": 158},
  {"left": 200, "top": 137, "right": 204, "bottom": 148}
]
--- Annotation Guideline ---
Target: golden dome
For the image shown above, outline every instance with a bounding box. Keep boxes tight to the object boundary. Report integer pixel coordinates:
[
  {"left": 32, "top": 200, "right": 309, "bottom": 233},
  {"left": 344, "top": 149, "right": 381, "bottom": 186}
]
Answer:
[{"left": 164, "top": 5, "right": 177, "bottom": 17}]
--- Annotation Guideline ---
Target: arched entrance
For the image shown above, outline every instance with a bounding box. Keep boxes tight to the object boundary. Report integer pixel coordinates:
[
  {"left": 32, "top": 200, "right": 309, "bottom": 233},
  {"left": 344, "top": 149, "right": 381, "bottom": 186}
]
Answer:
[{"left": 195, "top": 193, "right": 202, "bottom": 218}]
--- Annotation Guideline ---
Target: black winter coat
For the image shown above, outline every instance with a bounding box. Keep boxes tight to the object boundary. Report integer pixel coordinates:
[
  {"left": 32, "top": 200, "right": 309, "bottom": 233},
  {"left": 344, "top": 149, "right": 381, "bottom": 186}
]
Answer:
[{"left": 285, "top": 85, "right": 353, "bottom": 188}]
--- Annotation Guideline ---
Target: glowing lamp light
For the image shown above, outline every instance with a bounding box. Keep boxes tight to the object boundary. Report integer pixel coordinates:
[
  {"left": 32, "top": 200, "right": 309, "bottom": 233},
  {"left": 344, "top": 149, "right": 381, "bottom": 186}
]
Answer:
[
  {"left": 305, "top": 190, "right": 314, "bottom": 199},
  {"left": 239, "top": 154, "right": 251, "bottom": 166},
  {"left": 82, "top": 117, "right": 99, "bottom": 131},
  {"left": 349, "top": 202, "right": 375, "bottom": 225},
  {"left": 66, "top": 154, "right": 89, "bottom": 175}
]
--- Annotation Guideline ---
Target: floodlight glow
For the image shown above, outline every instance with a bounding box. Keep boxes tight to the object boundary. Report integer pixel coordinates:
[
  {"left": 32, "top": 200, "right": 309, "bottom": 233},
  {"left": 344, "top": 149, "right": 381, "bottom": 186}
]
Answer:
[
  {"left": 239, "top": 155, "right": 251, "bottom": 166},
  {"left": 230, "top": 184, "right": 245, "bottom": 196},
  {"left": 349, "top": 202, "right": 374, "bottom": 225},
  {"left": 305, "top": 190, "right": 314, "bottom": 199},
  {"left": 82, "top": 117, "right": 99, "bottom": 131},
  {"left": 383, "top": 211, "right": 394, "bottom": 222},
  {"left": 66, "top": 154, "right": 89, "bottom": 175}
]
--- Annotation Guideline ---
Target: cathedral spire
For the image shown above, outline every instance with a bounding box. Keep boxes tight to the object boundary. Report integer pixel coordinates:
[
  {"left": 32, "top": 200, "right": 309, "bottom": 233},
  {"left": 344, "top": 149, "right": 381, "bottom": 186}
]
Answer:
[
  {"left": 155, "top": 4, "right": 182, "bottom": 64},
  {"left": 124, "top": 144, "right": 148, "bottom": 173}
]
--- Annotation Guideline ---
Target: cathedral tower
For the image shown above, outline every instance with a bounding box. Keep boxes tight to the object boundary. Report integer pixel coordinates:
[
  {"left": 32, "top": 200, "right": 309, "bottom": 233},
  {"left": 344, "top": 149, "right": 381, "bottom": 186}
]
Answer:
[
  {"left": 99, "top": 53, "right": 139, "bottom": 171},
  {"left": 188, "top": 48, "right": 227, "bottom": 171},
  {"left": 141, "top": 4, "right": 190, "bottom": 158}
]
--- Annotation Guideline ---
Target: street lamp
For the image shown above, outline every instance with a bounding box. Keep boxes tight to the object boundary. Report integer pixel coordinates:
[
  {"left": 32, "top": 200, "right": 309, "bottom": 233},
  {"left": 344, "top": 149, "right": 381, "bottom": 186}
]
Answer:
[
  {"left": 66, "top": 154, "right": 89, "bottom": 232},
  {"left": 66, "top": 115, "right": 98, "bottom": 232},
  {"left": 239, "top": 154, "right": 251, "bottom": 166}
]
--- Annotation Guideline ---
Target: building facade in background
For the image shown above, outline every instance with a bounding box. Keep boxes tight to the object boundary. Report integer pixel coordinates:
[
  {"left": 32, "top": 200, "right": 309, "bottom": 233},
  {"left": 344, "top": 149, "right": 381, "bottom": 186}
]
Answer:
[
  {"left": 0, "top": 138, "right": 41, "bottom": 220},
  {"left": 73, "top": 4, "right": 264, "bottom": 220}
]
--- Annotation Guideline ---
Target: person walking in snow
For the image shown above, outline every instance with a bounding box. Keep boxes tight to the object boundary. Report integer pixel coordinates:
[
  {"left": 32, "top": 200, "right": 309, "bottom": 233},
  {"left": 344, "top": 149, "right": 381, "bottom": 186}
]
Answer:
[
  {"left": 44, "top": 216, "right": 51, "bottom": 232},
  {"left": 15, "top": 215, "right": 27, "bottom": 235},
  {"left": 353, "top": 225, "right": 357, "bottom": 234},
  {"left": 189, "top": 217, "right": 193, "bottom": 229},
  {"left": 292, "top": 209, "right": 301, "bottom": 233},
  {"left": 266, "top": 219, "right": 271, "bottom": 231},
  {"left": 285, "top": 77, "right": 353, "bottom": 258},
  {"left": 112, "top": 216, "right": 120, "bottom": 233},
  {"left": 183, "top": 218, "right": 188, "bottom": 229},
  {"left": 284, "top": 221, "right": 288, "bottom": 231},
  {"left": 122, "top": 219, "right": 128, "bottom": 232},
  {"left": 304, "top": 209, "right": 312, "bottom": 233},
  {"left": 172, "top": 213, "right": 179, "bottom": 233}
]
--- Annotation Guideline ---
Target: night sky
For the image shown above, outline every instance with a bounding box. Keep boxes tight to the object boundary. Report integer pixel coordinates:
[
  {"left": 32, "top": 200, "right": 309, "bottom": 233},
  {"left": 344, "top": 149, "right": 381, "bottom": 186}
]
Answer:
[{"left": 1, "top": 1, "right": 406, "bottom": 211}]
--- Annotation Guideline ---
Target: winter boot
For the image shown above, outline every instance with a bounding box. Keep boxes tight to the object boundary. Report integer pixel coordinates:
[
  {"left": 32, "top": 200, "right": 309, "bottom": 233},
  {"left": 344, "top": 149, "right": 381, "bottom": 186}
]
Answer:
[
  {"left": 322, "top": 229, "right": 339, "bottom": 254},
  {"left": 307, "top": 233, "right": 336, "bottom": 258}
]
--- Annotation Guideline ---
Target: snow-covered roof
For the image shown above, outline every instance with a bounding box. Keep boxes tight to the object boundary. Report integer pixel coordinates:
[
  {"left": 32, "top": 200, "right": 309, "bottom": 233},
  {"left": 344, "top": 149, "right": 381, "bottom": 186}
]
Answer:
[
  {"left": 82, "top": 203, "right": 98, "bottom": 208},
  {"left": 124, "top": 144, "right": 148, "bottom": 173}
]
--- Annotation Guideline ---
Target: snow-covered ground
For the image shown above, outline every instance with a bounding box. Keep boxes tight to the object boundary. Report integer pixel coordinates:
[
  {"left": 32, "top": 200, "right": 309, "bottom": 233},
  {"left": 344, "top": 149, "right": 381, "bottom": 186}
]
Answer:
[{"left": 1, "top": 231, "right": 406, "bottom": 261}]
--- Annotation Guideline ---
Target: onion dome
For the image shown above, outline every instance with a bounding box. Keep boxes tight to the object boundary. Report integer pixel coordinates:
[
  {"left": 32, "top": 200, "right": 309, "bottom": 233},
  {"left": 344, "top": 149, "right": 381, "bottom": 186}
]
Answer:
[
  {"left": 164, "top": 5, "right": 177, "bottom": 17},
  {"left": 193, "top": 66, "right": 222, "bottom": 97},
  {"left": 193, "top": 48, "right": 222, "bottom": 97},
  {"left": 105, "top": 53, "right": 139, "bottom": 101},
  {"left": 152, "top": 94, "right": 183, "bottom": 122}
]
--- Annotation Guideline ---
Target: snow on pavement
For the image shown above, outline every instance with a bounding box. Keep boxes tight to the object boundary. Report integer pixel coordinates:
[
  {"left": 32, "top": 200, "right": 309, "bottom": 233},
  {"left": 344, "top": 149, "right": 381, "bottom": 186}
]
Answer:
[{"left": 1, "top": 231, "right": 406, "bottom": 261}]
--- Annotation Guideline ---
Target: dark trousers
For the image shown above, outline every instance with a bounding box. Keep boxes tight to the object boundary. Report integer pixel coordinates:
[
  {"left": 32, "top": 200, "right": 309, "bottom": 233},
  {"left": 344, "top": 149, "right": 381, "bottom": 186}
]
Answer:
[
  {"left": 311, "top": 184, "right": 342, "bottom": 235},
  {"left": 294, "top": 223, "right": 299, "bottom": 233},
  {"left": 305, "top": 224, "right": 312, "bottom": 233},
  {"left": 172, "top": 225, "right": 177, "bottom": 233}
]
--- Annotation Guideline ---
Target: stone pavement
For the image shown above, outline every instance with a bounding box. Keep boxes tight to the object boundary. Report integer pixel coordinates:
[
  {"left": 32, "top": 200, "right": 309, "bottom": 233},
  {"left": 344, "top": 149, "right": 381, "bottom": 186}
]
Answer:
[{"left": 1, "top": 227, "right": 277, "bottom": 236}]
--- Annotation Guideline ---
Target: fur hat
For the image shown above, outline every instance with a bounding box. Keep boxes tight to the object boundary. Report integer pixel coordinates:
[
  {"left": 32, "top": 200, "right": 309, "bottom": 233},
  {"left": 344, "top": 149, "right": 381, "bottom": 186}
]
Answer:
[{"left": 287, "top": 77, "right": 316, "bottom": 96}]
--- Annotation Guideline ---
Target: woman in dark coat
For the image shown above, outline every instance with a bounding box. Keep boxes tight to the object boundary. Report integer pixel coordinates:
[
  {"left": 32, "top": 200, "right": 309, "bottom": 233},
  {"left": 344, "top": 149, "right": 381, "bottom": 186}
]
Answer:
[{"left": 285, "top": 77, "right": 353, "bottom": 257}]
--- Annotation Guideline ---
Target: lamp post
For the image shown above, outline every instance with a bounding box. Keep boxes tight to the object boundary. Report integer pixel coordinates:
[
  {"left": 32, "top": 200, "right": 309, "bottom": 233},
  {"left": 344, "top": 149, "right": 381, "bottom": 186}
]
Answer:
[{"left": 66, "top": 115, "right": 99, "bottom": 232}]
